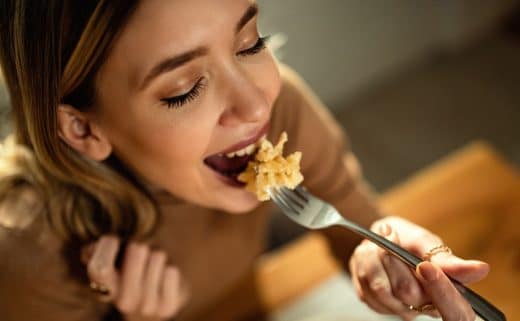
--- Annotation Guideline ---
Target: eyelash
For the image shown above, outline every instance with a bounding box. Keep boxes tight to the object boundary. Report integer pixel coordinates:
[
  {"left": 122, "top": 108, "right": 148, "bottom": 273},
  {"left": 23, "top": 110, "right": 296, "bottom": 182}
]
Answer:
[
  {"left": 161, "top": 35, "right": 270, "bottom": 109},
  {"left": 161, "top": 78, "right": 206, "bottom": 109},
  {"left": 237, "top": 35, "right": 270, "bottom": 57}
]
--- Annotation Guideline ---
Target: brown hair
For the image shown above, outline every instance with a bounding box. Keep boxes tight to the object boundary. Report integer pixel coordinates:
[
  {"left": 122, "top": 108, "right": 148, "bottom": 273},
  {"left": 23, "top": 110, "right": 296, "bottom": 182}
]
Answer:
[{"left": 0, "top": 0, "right": 158, "bottom": 241}]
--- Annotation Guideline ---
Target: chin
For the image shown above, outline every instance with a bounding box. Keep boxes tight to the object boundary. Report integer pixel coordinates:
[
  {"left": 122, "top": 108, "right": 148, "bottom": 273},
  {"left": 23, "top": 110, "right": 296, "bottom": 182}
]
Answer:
[{"left": 218, "top": 193, "right": 262, "bottom": 214}]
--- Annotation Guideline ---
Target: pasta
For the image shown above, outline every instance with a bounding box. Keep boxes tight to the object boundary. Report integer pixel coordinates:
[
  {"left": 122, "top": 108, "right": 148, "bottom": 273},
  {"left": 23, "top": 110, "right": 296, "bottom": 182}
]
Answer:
[{"left": 238, "top": 132, "right": 303, "bottom": 201}]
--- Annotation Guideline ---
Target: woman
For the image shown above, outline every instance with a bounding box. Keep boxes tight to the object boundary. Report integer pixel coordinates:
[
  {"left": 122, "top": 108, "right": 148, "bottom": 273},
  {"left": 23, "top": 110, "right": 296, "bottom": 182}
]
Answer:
[{"left": 0, "top": 1, "right": 488, "bottom": 321}]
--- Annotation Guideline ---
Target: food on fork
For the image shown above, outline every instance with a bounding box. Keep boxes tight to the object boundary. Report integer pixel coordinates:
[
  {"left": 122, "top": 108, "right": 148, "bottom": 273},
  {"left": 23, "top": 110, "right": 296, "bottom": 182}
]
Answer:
[{"left": 238, "top": 132, "right": 303, "bottom": 201}]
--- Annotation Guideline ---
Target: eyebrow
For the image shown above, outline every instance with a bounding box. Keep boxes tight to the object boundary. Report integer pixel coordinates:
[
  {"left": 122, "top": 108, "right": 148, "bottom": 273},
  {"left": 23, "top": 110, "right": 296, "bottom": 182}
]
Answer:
[
  {"left": 140, "top": 4, "right": 259, "bottom": 90},
  {"left": 236, "top": 3, "right": 258, "bottom": 33}
]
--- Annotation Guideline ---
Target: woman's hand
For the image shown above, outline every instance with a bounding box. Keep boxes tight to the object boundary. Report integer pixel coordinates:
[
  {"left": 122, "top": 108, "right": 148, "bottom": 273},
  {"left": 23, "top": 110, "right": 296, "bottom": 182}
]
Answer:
[
  {"left": 82, "top": 236, "right": 189, "bottom": 321},
  {"left": 349, "top": 216, "right": 489, "bottom": 321}
]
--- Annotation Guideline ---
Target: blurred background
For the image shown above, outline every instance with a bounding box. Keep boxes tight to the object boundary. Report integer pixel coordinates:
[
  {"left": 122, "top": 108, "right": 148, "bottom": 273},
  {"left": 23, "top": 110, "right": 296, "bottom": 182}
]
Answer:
[
  {"left": 0, "top": 1, "right": 519, "bottom": 321},
  {"left": 258, "top": 0, "right": 520, "bottom": 192}
]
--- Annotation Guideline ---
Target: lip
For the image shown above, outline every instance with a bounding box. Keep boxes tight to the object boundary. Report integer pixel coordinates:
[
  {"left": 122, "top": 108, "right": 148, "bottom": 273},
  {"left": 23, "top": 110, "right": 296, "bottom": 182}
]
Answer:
[
  {"left": 215, "top": 172, "right": 247, "bottom": 188},
  {"left": 215, "top": 122, "right": 270, "bottom": 156}
]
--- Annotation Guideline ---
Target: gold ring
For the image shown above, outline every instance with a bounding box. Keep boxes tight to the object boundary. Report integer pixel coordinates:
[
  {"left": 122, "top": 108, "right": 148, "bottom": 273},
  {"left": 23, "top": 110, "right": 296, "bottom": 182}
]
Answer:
[
  {"left": 89, "top": 281, "right": 111, "bottom": 296},
  {"left": 407, "top": 303, "right": 436, "bottom": 313},
  {"left": 423, "top": 244, "right": 452, "bottom": 261}
]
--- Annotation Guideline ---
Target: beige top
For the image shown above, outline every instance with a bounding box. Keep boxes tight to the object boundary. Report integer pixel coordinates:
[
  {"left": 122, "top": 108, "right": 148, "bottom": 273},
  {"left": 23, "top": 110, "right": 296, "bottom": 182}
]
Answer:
[{"left": 0, "top": 66, "right": 381, "bottom": 321}]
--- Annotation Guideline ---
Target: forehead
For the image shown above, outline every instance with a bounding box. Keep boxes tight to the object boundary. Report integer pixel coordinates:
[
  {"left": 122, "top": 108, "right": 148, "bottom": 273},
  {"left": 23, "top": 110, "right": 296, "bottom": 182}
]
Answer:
[
  {"left": 99, "top": 0, "right": 255, "bottom": 89},
  {"left": 129, "top": 0, "right": 252, "bottom": 40}
]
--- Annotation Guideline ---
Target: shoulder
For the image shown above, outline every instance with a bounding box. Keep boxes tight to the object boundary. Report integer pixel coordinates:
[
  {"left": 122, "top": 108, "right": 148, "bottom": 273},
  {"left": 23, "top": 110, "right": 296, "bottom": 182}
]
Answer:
[
  {"left": 276, "top": 63, "right": 340, "bottom": 127},
  {"left": 0, "top": 189, "right": 62, "bottom": 303},
  {"left": 276, "top": 63, "right": 315, "bottom": 106},
  {"left": 273, "top": 63, "right": 345, "bottom": 147},
  {"left": 272, "top": 63, "right": 320, "bottom": 132},
  {"left": 0, "top": 146, "right": 105, "bottom": 320},
  {"left": 0, "top": 186, "right": 97, "bottom": 321},
  {"left": 0, "top": 214, "right": 106, "bottom": 321}
]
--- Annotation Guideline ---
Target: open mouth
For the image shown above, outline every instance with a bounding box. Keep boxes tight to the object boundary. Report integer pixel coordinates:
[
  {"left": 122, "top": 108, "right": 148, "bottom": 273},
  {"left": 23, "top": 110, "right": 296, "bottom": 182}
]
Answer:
[
  {"left": 203, "top": 125, "right": 268, "bottom": 187},
  {"left": 204, "top": 153, "right": 256, "bottom": 187}
]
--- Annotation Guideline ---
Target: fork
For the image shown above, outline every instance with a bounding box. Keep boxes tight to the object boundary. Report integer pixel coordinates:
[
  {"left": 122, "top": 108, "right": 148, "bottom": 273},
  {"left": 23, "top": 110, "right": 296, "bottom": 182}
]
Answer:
[{"left": 269, "top": 186, "right": 506, "bottom": 321}]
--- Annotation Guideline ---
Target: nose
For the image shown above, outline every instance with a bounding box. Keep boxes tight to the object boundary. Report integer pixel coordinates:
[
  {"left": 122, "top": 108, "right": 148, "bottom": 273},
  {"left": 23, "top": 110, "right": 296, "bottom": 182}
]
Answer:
[{"left": 218, "top": 67, "right": 270, "bottom": 127}]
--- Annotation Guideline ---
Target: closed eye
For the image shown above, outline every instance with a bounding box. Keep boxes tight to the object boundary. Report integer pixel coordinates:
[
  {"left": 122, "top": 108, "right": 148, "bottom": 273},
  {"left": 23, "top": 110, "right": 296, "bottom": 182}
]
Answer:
[
  {"left": 237, "top": 35, "right": 270, "bottom": 57},
  {"left": 159, "top": 36, "right": 270, "bottom": 110},
  {"left": 160, "top": 78, "right": 206, "bottom": 109}
]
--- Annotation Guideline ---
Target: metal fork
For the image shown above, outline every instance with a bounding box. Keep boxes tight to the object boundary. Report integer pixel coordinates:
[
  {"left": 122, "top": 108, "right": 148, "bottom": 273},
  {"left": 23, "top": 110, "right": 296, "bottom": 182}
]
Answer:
[{"left": 269, "top": 186, "right": 506, "bottom": 321}]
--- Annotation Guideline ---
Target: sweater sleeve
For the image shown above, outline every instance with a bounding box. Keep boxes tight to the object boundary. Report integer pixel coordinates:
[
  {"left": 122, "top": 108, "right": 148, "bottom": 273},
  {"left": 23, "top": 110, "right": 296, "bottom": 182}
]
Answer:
[{"left": 271, "top": 64, "right": 384, "bottom": 265}]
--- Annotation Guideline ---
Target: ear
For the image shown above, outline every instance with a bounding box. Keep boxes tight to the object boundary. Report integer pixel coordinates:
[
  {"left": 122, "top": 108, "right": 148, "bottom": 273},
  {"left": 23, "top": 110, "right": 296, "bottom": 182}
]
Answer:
[{"left": 57, "top": 104, "right": 113, "bottom": 161}]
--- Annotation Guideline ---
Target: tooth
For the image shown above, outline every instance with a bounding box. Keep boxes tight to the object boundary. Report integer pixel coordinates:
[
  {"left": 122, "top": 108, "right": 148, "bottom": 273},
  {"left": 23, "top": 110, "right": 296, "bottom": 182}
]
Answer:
[
  {"left": 226, "top": 152, "right": 236, "bottom": 158},
  {"left": 236, "top": 149, "right": 246, "bottom": 157},
  {"left": 245, "top": 144, "right": 256, "bottom": 155},
  {"left": 257, "top": 135, "right": 267, "bottom": 146}
]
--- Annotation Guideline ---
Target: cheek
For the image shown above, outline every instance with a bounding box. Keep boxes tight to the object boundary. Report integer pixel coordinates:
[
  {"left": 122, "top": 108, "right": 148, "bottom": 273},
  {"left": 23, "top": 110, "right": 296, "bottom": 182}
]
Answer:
[
  {"left": 145, "top": 117, "right": 212, "bottom": 166},
  {"left": 266, "top": 68, "right": 281, "bottom": 106},
  {"left": 250, "top": 53, "right": 282, "bottom": 106},
  {"left": 123, "top": 123, "right": 209, "bottom": 190},
  {"left": 101, "top": 102, "right": 212, "bottom": 176}
]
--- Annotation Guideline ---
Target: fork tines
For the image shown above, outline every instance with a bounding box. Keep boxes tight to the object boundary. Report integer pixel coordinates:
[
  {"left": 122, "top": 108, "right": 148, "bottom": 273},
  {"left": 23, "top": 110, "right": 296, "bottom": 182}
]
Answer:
[{"left": 270, "top": 186, "right": 309, "bottom": 215}]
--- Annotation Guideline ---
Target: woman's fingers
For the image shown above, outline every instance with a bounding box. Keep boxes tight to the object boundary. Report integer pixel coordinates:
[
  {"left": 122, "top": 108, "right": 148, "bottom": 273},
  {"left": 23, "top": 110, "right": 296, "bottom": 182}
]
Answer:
[
  {"left": 394, "top": 219, "right": 489, "bottom": 284},
  {"left": 86, "top": 235, "right": 120, "bottom": 300},
  {"left": 379, "top": 225, "right": 426, "bottom": 308},
  {"left": 379, "top": 253, "right": 439, "bottom": 319},
  {"left": 429, "top": 252, "right": 490, "bottom": 284},
  {"left": 417, "top": 261, "right": 476, "bottom": 321},
  {"left": 116, "top": 243, "right": 150, "bottom": 313},
  {"left": 158, "top": 266, "right": 187, "bottom": 318},
  {"left": 350, "top": 253, "right": 392, "bottom": 315},
  {"left": 352, "top": 236, "right": 416, "bottom": 319},
  {"left": 364, "top": 218, "right": 488, "bottom": 321},
  {"left": 84, "top": 237, "right": 187, "bottom": 320},
  {"left": 141, "top": 250, "right": 167, "bottom": 316}
]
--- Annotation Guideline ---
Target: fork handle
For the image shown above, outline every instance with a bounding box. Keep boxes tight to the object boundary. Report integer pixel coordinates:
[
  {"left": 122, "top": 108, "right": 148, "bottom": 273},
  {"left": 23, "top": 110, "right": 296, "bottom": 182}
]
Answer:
[{"left": 337, "top": 218, "right": 506, "bottom": 321}]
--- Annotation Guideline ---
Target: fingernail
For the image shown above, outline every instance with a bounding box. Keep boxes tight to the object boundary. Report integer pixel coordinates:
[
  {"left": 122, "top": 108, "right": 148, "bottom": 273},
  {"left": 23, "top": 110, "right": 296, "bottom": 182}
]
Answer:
[
  {"left": 470, "top": 260, "right": 490, "bottom": 267},
  {"left": 417, "top": 262, "right": 438, "bottom": 282},
  {"left": 379, "top": 223, "right": 391, "bottom": 236}
]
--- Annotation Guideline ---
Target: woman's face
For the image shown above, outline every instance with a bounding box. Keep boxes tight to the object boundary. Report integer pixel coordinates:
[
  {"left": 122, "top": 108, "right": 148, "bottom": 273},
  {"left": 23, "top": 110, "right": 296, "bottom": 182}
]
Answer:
[{"left": 93, "top": 0, "right": 281, "bottom": 213}]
